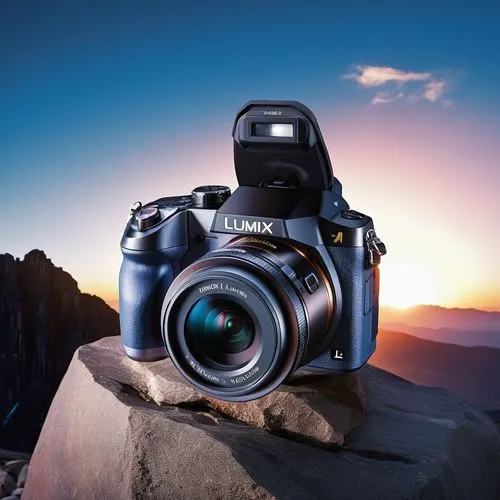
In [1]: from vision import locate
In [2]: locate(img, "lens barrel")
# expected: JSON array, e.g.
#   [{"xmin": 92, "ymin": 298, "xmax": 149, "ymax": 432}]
[{"xmin": 161, "ymin": 236, "xmax": 334, "ymax": 401}]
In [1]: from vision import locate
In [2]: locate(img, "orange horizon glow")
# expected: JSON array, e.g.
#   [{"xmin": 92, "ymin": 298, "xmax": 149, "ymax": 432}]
[
  {"xmin": 90, "ymin": 291, "xmax": 500, "ymax": 314},
  {"xmin": 378, "ymin": 258, "xmax": 439, "ymax": 309}
]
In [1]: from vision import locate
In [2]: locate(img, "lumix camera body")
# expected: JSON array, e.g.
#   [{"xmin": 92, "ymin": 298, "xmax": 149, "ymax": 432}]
[{"xmin": 120, "ymin": 101, "xmax": 386, "ymax": 401}]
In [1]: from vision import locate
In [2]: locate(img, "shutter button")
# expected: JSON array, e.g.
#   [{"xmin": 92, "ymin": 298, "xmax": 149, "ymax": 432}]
[{"xmin": 303, "ymin": 272, "xmax": 320, "ymax": 294}]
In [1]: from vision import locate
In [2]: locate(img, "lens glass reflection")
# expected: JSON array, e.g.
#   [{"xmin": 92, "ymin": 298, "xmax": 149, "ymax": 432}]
[{"xmin": 185, "ymin": 297, "xmax": 255, "ymax": 368}]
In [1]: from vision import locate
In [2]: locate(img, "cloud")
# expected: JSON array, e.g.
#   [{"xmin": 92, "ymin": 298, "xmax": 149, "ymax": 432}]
[
  {"xmin": 345, "ymin": 65, "xmax": 432, "ymax": 87},
  {"xmin": 423, "ymin": 79, "xmax": 447, "ymax": 102},
  {"xmin": 344, "ymin": 65, "xmax": 452, "ymax": 106},
  {"xmin": 371, "ymin": 91, "xmax": 404, "ymax": 105}
]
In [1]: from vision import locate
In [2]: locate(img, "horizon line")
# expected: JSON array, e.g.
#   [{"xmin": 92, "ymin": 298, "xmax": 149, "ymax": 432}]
[{"xmin": 101, "ymin": 298, "xmax": 500, "ymax": 314}]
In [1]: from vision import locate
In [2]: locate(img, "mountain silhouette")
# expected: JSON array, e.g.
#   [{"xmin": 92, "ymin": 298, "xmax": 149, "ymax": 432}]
[
  {"xmin": 380, "ymin": 323, "xmax": 500, "ymax": 349},
  {"xmin": 0, "ymin": 250, "xmax": 119, "ymax": 452},
  {"xmin": 380, "ymin": 305, "xmax": 500, "ymax": 331},
  {"xmin": 371, "ymin": 329, "xmax": 500, "ymax": 412}
]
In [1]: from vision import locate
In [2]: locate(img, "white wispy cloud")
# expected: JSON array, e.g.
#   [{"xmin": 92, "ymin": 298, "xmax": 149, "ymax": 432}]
[
  {"xmin": 371, "ymin": 91, "xmax": 404, "ymax": 105},
  {"xmin": 344, "ymin": 65, "xmax": 453, "ymax": 106},
  {"xmin": 423, "ymin": 79, "xmax": 447, "ymax": 102},
  {"xmin": 345, "ymin": 65, "xmax": 432, "ymax": 87}
]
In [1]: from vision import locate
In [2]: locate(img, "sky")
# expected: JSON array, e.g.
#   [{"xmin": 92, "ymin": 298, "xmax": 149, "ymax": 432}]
[{"xmin": 1, "ymin": 1, "xmax": 499, "ymax": 310}]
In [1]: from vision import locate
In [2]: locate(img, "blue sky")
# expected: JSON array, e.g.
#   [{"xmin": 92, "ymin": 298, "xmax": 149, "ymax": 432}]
[{"xmin": 1, "ymin": 1, "xmax": 499, "ymax": 308}]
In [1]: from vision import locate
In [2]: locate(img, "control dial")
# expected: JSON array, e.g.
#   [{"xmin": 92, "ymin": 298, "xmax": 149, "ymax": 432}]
[
  {"xmin": 192, "ymin": 185, "xmax": 231, "ymax": 209},
  {"xmin": 342, "ymin": 210, "xmax": 365, "ymax": 220},
  {"xmin": 135, "ymin": 205, "xmax": 161, "ymax": 231}
]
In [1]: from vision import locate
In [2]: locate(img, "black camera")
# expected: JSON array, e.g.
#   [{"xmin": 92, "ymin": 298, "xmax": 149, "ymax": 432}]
[{"xmin": 119, "ymin": 101, "xmax": 386, "ymax": 401}]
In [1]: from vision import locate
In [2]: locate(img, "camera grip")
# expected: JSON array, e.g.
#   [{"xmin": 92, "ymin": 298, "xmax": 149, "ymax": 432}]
[
  {"xmin": 328, "ymin": 246, "xmax": 377, "ymax": 367},
  {"xmin": 119, "ymin": 248, "xmax": 179, "ymax": 361}
]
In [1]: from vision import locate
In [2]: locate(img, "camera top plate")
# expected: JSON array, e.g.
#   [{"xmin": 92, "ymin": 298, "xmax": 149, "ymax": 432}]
[{"xmin": 232, "ymin": 100, "xmax": 334, "ymax": 192}]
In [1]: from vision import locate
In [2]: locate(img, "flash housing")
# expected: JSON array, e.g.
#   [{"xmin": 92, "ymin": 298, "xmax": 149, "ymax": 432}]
[{"xmin": 232, "ymin": 100, "xmax": 333, "ymax": 191}]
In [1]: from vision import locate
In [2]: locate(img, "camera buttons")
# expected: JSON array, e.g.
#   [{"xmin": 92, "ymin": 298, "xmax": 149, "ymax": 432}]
[
  {"xmin": 342, "ymin": 210, "xmax": 365, "ymax": 220},
  {"xmin": 303, "ymin": 272, "xmax": 320, "ymax": 294},
  {"xmin": 135, "ymin": 206, "xmax": 161, "ymax": 231}
]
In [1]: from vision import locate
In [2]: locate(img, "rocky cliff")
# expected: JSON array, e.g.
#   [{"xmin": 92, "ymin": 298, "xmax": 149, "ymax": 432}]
[
  {"xmin": 24, "ymin": 337, "xmax": 500, "ymax": 500},
  {"xmin": 0, "ymin": 251, "xmax": 119, "ymax": 451}
]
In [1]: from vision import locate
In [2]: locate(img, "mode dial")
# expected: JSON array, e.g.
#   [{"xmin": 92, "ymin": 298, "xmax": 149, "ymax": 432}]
[
  {"xmin": 135, "ymin": 206, "xmax": 161, "ymax": 231},
  {"xmin": 191, "ymin": 185, "xmax": 231, "ymax": 209}
]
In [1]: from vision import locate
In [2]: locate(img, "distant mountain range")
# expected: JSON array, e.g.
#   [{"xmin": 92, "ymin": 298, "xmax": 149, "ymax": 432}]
[
  {"xmin": 0, "ymin": 250, "xmax": 119, "ymax": 451},
  {"xmin": 377, "ymin": 299, "xmax": 500, "ymax": 417},
  {"xmin": 371, "ymin": 329, "xmax": 500, "ymax": 412},
  {"xmin": 380, "ymin": 305, "xmax": 500, "ymax": 332},
  {"xmin": 380, "ymin": 323, "xmax": 500, "ymax": 349},
  {"xmin": 379, "ymin": 305, "xmax": 500, "ymax": 352}
]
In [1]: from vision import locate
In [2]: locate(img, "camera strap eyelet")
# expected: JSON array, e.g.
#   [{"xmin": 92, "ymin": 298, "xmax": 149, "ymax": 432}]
[
  {"xmin": 128, "ymin": 201, "xmax": 142, "ymax": 222},
  {"xmin": 365, "ymin": 229, "xmax": 387, "ymax": 267}
]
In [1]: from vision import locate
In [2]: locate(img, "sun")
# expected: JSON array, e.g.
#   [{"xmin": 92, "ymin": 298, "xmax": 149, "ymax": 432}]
[{"xmin": 379, "ymin": 259, "xmax": 438, "ymax": 309}]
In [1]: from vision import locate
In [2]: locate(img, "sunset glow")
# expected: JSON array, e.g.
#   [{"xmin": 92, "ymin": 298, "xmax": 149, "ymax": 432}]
[{"xmin": 379, "ymin": 259, "xmax": 439, "ymax": 309}]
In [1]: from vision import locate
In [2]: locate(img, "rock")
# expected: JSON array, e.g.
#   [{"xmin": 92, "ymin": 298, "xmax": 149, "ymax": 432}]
[
  {"xmin": 11, "ymin": 488, "xmax": 24, "ymax": 497},
  {"xmin": 97, "ymin": 338, "xmax": 364, "ymax": 448},
  {"xmin": 24, "ymin": 336, "xmax": 500, "ymax": 500},
  {"xmin": 0, "ymin": 251, "xmax": 120, "ymax": 452},
  {"xmin": 0, "ymin": 471, "xmax": 16, "ymax": 496},
  {"xmin": 2, "ymin": 460, "xmax": 26, "ymax": 479},
  {"xmin": 16, "ymin": 464, "xmax": 28, "ymax": 488}
]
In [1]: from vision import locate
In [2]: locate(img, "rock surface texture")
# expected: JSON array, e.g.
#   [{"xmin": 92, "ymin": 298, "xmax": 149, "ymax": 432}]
[
  {"xmin": 25, "ymin": 337, "xmax": 500, "ymax": 500},
  {"xmin": 0, "ymin": 251, "xmax": 119, "ymax": 451}
]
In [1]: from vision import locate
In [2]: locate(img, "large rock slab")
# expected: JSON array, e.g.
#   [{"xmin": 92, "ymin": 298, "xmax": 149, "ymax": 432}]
[
  {"xmin": 93, "ymin": 338, "xmax": 365, "ymax": 448},
  {"xmin": 24, "ymin": 337, "xmax": 500, "ymax": 500}
]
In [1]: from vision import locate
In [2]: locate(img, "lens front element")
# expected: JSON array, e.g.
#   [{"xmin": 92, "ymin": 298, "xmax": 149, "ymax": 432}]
[{"xmin": 185, "ymin": 297, "xmax": 256, "ymax": 369}]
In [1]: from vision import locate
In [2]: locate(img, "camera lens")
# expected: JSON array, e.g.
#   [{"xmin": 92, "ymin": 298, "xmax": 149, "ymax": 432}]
[
  {"xmin": 161, "ymin": 236, "xmax": 336, "ymax": 402},
  {"xmin": 185, "ymin": 297, "xmax": 255, "ymax": 369}
]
